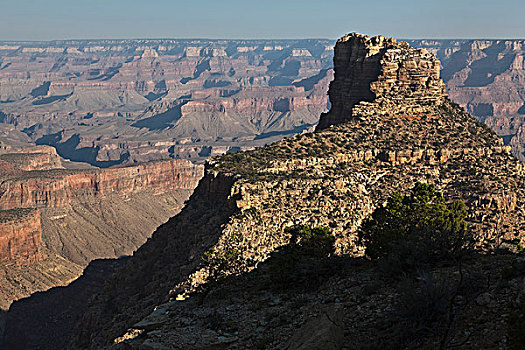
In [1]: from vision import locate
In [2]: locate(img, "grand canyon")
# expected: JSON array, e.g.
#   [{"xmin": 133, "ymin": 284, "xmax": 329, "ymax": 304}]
[
  {"xmin": 1, "ymin": 32, "xmax": 525, "ymax": 350},
  {"xmin": 1, "ymin": 38, "xmax": 525, "ymax": 165}
]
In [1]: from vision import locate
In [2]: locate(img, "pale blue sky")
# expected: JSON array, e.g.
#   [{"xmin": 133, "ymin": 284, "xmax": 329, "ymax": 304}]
[{"xmin": 0, "ymin": 0, "xmax": 523, "ymax": 41}]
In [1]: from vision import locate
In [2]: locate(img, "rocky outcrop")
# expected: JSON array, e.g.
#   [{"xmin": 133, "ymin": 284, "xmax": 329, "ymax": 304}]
[
  {"xmin": 62, "ymin": 34, "xmax": 525, "ymax": 350},
  {"xmin": 409, "ymin": 39, "xmax": 525, "ymax": 161},
  {"xmin": 318, "ymin": 33, "xmax": 446, "ymax": 129}
]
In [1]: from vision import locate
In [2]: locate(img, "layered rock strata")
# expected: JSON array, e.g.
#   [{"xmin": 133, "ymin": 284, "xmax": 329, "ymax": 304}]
[
  {"xmin": 0, "ymin": 145, "xmax": 63, "ymax": 171},
  {"xmin": 0, "ymin": 148, "xmax": 203, "ymax": 310},
  {"xmin": 0, "ymin": 159, "xmax": 201, "ymax": 211},
  {"xmin": 2, "ymin": 38, "xmax": 525, "ymax": 166},
  {"xmin": 0, "ymin": 153, "xmax": 203, "ymax": 264},
  {"xmin": 0, "ymin": 39, "xmax": 332, "ymax": 165},
  {"xmin": 411, "ymin": 39, "xmax": 525, "ymax": 118},
  {"xmin": 0, "ymin": 209, "xmax": 43, "ymax": 263},
  {"xmin": 318, "ymin": 33, "xmax": 446, "ymax": 129},
  {"xmin": 60, "ymin": 34, "xmax": 525, "ymax": 349}
]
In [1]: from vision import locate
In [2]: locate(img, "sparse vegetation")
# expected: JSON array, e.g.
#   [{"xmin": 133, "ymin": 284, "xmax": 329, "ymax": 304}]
[
  {"xmin": 394, "ymin": 272, "xmax": 455, "ymax": 345},
  {"xmin": 284, "ymin": 224, "xmax": 335, "ymax": 258},
  {"xmin": 266, "ymin": 224, "xmax": 337, "ymax": 291},
  {"xmin": 203, "ymin": 232, "xmax": 243, "ymax": 279},
  {"xmin": 359, "ymin": 182, "xmax": 472, "ymax": 272}
]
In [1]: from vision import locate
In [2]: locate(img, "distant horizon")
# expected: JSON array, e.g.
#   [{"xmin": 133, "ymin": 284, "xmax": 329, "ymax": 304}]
[
  {"xmin": 1, "ymin": 0, "xmax": 523, "ymax": 42},
  {"xmin": 1, "ymin": 36, "xmax": 525, "ymax": 44}
]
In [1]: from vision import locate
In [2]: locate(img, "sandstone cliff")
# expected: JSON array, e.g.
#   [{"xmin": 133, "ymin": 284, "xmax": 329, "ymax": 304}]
[
  {"xmin": 0, "ymin": 209, "xmax": 43, "ymax": 263},
  {"xmin": 0, "ymin": 145, "xmax": 63, "ymax": 171},
  {"xmin": 57, "ymin": 34, "xmax": 525, "ymax": 350}
]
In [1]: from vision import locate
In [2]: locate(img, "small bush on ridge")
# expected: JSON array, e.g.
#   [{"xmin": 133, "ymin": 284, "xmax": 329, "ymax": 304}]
[{"xmin": 359, "ymin": 182, "xmax": 471, "ymax": 271}]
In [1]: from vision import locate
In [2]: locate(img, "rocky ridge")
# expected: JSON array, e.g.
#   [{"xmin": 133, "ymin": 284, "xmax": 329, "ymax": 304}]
[{"xmin": 56, "ymin": 33, "xmax": 525, "ymax": 350}]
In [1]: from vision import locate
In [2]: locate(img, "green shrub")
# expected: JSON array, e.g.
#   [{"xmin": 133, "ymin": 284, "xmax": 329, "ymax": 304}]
[
  {"xmin": 359, "ymin": 182, "xmax": 471, "ymax": 270},
  {"xmin": 285, "ymin": 224, "xmax": 335, "ymax": 258}
]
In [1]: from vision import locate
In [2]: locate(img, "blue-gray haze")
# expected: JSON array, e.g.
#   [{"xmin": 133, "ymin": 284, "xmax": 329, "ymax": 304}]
[{"xmin": 0, "ymin": 0, "xmax": 523, "ymax": 41}]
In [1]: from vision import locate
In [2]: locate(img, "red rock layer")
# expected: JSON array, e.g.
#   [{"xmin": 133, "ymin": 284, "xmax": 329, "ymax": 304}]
[
  {"xmin": 0, "ymin": 146, "xmax": 63, "ymax": 171},
  {"xmin": 0, "ymin": 209, "xmax": 43, "ymax": 263},
  {"xmin": 0, "ymin": 159, "xmax": 202, "ymax": 210}
]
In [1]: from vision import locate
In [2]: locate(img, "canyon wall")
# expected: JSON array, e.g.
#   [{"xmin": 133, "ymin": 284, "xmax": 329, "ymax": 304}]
[
  {"xmin": 0, "ymin": 209, "xmax": 43, "ymax": 264},
  {"xmin": 0, "ymin": 159, "xmax": 201, "ymax": 211},
  {"xmin": 2, "ymin": 38, "xmax": 525, "ymax": 164},
  {"xmin": 410, "ymin": 39, "xmax": 525, "ymax": 117},
  {"xmin": 0, "ymin": 147, "xmax": 203, "ymax": 309}
]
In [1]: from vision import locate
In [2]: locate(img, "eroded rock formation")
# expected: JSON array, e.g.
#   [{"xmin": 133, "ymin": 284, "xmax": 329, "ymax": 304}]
[
  {"xmin": 411, "ymin": 39, "xmax": 525, "ymax": 118},
  {"xmin": 2, "ymin": 38, "xmax": 525, "ymax": 165},
  {"xmin": 54, "ymin": 34, "xmax": 525, "ymax": 350},
  {"xmin": 0, "ymin": 39, "xmax": 333, "ymax": 165},
  {"xmin": 318, "ymin": 33, "xmax": 446, "ymax": 129}
]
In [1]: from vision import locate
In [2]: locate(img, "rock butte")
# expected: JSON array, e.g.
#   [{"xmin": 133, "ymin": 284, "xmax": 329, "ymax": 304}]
[
  {"xmin": 11, "ymin": 33, "xmax": 513, "ymax": 349},
  {"xmin": 318, "ymin": 34, "xmax": 446, "ymax": 129}
]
